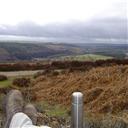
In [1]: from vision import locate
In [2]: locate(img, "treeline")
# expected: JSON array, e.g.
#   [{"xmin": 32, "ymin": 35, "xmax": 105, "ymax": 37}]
[{"xmin": 0, "ymin": 59, "xmax": 128, "ymax": 71}]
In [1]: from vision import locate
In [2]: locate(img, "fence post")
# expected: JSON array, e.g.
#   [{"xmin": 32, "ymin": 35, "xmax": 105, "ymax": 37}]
[{"xmin": 71, "ymin": 92, "xmax": 83, "ymax": 128}]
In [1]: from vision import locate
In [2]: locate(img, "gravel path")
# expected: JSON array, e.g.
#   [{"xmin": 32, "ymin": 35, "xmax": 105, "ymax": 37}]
[{"xmin": 0, "ymin": 70, "xmax": 43, "ymax": 77}]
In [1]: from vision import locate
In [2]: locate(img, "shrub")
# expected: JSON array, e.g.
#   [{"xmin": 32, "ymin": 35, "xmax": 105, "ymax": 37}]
[
  {"xmin": 0, "ymin": 75, "xmax": 7, "ymax": 81},
  {"xmin": 84, "ymin": 114, "xmax": 128, "ymax": 128},
  {"xmin": 34, "ymin": 70, "xmax": 59, "ymax": 78},
  {"xmin": 43, "ymin": 69, "xmax": 52, "ymax": 75},
  {"xmin": 51, "ymin": 71, "xmax": 59, "ymax": 76},
  {"xmin": 33, "ymin": 71, "xmax": 44, "ymax": 78},
  {"xmin": 13, "ymin": 77, "xmax": 31, "ymax": 87}
]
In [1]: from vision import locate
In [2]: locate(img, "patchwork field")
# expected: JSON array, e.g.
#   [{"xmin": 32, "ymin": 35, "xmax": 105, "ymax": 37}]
[{"xmin": 55, "ymin": 54, "xmax": 113, "ymax": 61}]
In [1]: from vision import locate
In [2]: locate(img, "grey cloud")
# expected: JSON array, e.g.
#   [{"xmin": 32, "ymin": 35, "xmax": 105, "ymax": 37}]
[{"xmin": 0, "ymin": 17, "xmax": 127, "ymax": 40}]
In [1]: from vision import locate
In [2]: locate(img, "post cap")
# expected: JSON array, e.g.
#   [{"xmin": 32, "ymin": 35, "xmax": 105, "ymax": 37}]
[{"xmin": 72, "ymin": 92, "xmax": 83, "ymax": 104}]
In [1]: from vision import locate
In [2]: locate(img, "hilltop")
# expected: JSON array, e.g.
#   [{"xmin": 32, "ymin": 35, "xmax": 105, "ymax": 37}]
[
  {"xmin": 30, "ymin": 64, "xmax": 128, "ymax": 123},
  {"xmin": 0, "ymin": 60, "xmax": 128, "ymax": 127}
]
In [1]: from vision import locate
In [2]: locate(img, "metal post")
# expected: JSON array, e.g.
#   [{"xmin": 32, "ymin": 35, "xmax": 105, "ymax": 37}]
[{"xmin": 71, "ymin": 92, "xmax": 83, "ymax": 128}]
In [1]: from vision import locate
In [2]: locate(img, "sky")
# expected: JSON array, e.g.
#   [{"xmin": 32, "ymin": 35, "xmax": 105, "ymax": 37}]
[
  {"xmin": 0, "ymin": 0, "xmax": 126, "ymax": 25},
  {"xmin": 0, "ymin": 0, "xmax": 127, "ymax": 43}
]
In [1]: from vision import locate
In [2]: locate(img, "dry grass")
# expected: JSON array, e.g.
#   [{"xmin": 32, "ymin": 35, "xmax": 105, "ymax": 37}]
[
  {"xmin": 0, "ymin": 64, "xmax": 128, "ymax": 127},
  {"xmin": 30, "ymin": 65, "xmax": 128, "ymax": 121}
]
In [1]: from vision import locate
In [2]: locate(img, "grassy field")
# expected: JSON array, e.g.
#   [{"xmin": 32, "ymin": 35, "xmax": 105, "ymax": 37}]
[
  {"xmin": 0, "ymin": 72, "xmax": 69, "ymax": 128},
  {"xmin": 0, "ymin": 77, "xmax": 14, "ymax": 88},
  {"xmin": 0, "ymin": 70, "xmax": 38, "ymax": 88},
  {"xmin": 35, "ymin": 101, "xmax": 68, "ymax": 117},
  {"xmin": 59, "ymin": 54, "xmax": 113, "ymax": 61}
]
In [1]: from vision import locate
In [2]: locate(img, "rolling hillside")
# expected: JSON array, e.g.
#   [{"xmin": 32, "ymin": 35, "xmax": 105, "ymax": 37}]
[
  {"xmin": 32, "ymin": 65, "xmax": 128, "ymax": 114},
  {"xmin": 0, "ymin": 42, "xmax": 84, "ymax": 62},
  {"xmin": 29, "ymin": 64, "xmax": 128, "ymax": 127},
  {"xmin": 0, "ymin": 42, "xmax": 127, "ymax": 62}
]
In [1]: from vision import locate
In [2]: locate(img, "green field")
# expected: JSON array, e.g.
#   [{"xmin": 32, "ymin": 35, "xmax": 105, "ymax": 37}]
[
  {"xmin": 35, "ymin": 101, "xmax": 68, "ymax": 117},
  {"xmin": 59, "ymin": 54, "xmax": 113, "ymax": 61},
  {"xmin": 0, "ymin": 77, "xmax": 14, "ymax": 88},
  {"xmin": 0, "ymin": 72, "xmax": 35, "ymax": 89}
]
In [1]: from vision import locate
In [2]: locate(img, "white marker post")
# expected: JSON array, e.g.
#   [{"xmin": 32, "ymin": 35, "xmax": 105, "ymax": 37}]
[{"xmin": 71, "ymin": 92, "xmax": 83, "ymax": 128}]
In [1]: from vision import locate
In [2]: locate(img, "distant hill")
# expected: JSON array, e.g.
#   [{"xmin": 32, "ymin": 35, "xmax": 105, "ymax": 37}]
[
  {"xmin": 0, "ymin": 42, "xmax": 84, "ymax": 62},
  {"xmin": 0, "ymin": 42, "xmax": 127, "ymax": 62}
]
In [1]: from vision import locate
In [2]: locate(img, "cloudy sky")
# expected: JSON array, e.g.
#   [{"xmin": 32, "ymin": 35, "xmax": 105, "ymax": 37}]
[{"xmin": 0, "ymin": 0, "xmax": 127, "ymax": 43}]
